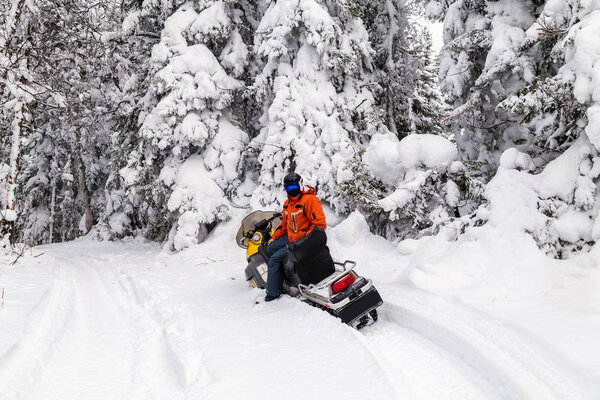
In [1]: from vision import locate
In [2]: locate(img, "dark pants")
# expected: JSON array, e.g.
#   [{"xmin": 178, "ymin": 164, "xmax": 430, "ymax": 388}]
[{"xmin": 266, "ymin": 235, "xmax": 289, "ymax": 297}]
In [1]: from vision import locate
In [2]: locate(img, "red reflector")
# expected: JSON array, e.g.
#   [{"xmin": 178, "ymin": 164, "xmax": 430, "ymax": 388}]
[{"xmin": 332, "ymin": 274, "xmax": 355, "ymax": 294}]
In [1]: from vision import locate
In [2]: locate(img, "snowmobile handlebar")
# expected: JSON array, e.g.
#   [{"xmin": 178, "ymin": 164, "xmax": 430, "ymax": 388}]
[{"xmin": 244, "ymin": 213, "xmax": 282, "ymax": 239}]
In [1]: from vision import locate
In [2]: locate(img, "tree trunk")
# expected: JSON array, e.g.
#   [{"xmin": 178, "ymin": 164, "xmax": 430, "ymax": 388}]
[
  {"xmin": 0, "ymin": 0, "xmax": 29, "ymax": 245},
  {"xmin": 8, "ymin": 103, "xmax": 24, "ymax": 211},
  {"xmin": 4, "ymin": 102, "xmax": 25, "ymax": 244},
  {"xmin": 77, "ymin": 157, "xmax": 94, "ymax": 234},
  {"xmin": 386, "ymin": 87, "xmax": 398, "ymax": 135},
  {"xmin": 49, "ymin": 174, "xmax": 56, "ymax": 243}
]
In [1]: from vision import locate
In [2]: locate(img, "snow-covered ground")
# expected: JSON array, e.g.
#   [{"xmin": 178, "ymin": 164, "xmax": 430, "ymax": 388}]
[{"xmin": 1, "ymin": 208, "xmax": 599, "ymax": 400}]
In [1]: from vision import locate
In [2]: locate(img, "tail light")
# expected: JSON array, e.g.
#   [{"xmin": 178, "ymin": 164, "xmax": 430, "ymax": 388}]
[{"xmin": 332, "ymin": 273, "xmax": 356, "ymax": 294}]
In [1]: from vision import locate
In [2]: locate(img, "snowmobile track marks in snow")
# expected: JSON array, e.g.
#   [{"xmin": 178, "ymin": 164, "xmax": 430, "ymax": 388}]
[
  {"xmin": 0, "ymin": 249, "xmax": 212, "ymax": 400},
  {"xmin": 0, "ymin": 264, "xmax": 76, "ymax": 399},
  {"xmin": 382, "ymin": 288, "xmax": 598, "ymax": 400},
  {"xmin": 361, "ymin": 311, "xmax": 495, "ymax": 400},
  {"xmin": 90, "ymin": 255, "xmax": 212, "ymax": 397}
]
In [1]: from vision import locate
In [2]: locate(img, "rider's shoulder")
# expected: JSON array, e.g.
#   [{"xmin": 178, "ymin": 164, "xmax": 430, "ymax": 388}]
[{"xmin": 302, "ymin": 185, "xmax": 317, "ymax": 196}]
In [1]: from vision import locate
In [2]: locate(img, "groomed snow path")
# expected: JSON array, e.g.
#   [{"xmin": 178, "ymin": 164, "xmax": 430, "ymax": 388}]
[{"xmin": 0, "ymin": 232, "xmax": 597, "ymax": 399}]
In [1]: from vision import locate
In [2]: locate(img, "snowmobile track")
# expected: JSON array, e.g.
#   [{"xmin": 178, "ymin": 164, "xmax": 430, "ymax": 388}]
[
  {"xmin": 381, "ymin": 287, "xmax": 597, "ymax": 400},
  {"xmin": 89, "ymin": 255, "xmax": 212, "ymax": 396},
  {"xmin": 361, "ymin": 312, "xmax": 496, "ymax": 400},
  {"xmin": 0, "ymin": 264, "xmax": 76, "ymax": 399},
  {"xmin": 0, "ymin": 252, "xmax": 212, "ymax": 400}
]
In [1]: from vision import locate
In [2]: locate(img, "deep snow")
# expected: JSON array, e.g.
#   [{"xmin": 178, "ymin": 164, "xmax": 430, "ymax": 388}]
[{"xmin": 1, "ymin": 208, "xmax": 599, "ymax": 400}]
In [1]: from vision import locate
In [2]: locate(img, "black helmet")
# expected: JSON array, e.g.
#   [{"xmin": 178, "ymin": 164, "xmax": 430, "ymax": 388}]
[
  {"xmin": 283, "ymin": 172, "xmax": 302, "ymax": 186},
  {"xmin": 283, "ymin": 172, "xmax": 302, "ymax": 197}
]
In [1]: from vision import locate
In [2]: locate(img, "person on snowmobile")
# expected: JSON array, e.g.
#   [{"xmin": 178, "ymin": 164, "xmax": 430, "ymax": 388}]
[{"xmin": 264, "ymin": 172, "xmax": 327, "ymax": 302}]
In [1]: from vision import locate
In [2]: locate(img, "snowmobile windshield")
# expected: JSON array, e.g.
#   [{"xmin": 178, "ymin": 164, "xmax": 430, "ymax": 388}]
[{"xmin": 236, "ymin": 211, "xmax": 281, "ymax": 249}]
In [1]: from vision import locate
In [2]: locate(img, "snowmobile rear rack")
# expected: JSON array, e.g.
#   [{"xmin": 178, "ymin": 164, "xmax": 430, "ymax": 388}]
[{"xmin": 297, "ymin": 260, "xmax": 356, "ymax": 297}]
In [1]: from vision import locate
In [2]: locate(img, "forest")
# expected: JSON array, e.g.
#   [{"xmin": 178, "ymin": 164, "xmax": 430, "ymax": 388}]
[{"xmin": 1, "ymin": 0, "xmax": 599, "ymax": 258}]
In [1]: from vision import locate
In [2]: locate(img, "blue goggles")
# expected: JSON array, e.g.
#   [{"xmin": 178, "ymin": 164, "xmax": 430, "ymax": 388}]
[{"xmin": 284, "ymin": 182, "xmax": 300, "ymax": 193}]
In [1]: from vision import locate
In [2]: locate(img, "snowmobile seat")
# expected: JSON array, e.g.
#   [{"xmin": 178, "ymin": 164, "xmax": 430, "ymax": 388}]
[
  {"xmin": 287, "ymin": 227, "xmax": 327, "ymax": 264},
  {"xmin": 294, "ymin": 246, "xmax": 335, "ymax": 284},
  {"xmin": 285, "ymin": 228, "xmax": 335, "ymax": 285}
]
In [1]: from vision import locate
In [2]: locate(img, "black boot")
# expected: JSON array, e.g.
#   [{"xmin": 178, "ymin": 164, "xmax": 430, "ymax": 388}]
[{"xmin": 264, "ymin": 294, "xmax": 280, "ymax": 302}]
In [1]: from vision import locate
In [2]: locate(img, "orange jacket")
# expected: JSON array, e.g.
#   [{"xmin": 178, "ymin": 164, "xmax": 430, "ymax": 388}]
[{"xmin": 271, "ymin": 186, "xmax": 327, "ymax": 243}]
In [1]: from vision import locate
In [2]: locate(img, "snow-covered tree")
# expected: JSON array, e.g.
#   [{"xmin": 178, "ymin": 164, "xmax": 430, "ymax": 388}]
[
  {"xmin": 496, "ymin": 1, "xmax": 600, "ymax": 257},
  {"xmin": 0, "ymin": 0, "xmax": 85, "ymax": 243},
  {"xmin": 423, "ymin": 0, "xmax": 547, "ymax": 176},
  {"xmin": 0, "ymin": 0, "xmax": 38, "ymax": 242},
  {"xmin": 364, "ymin": 131, "xmax": 484, "ymax": 239},
  {"xmin": 4, "ymin": 0, "xmax": 119, "ymax": 245},
  {"xmin": 249, "ymin": 0, "xmax": 383, "ymax": 213},
  {"xmin": 113, "ymin": 1, "xmax": 252, "ymax": 249},
  {"xmin": 408, "ymin": 24, "xmax": 449, "ymax": 135},
  {"xmin": 425, "ymin": 0, "xmax": 600, "ymax": 255},
  {"xmin": 350, "ymin": 0, "xmax": 417, "ymax": 137}
]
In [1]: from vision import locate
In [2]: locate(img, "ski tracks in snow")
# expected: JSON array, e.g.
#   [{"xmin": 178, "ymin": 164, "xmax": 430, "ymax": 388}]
[
  {"xmin": 362, "ymin": 285, "xmax": 599, "ymax": 400},
  {"xmin": 0, "ymin": 248, "xmax": 210, "ymax": 400}
]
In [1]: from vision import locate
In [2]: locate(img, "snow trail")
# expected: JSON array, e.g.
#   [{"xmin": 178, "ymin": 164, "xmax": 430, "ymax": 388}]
[
  {"xmin": 0, "ymin": 244, "xmax": 209, "ymax": 400},
  {"xmin": 378, "ymin": 286, "xmax": 599, "ymax": 400},
  {"xmin": 1, "ymin": 238, "xmax": 597, "ymax": 400},
  {"xmin": 0, "ymin": 264, "xmax": 75, "ymax": 399},
  {"xmin": 361, "ymin": 314, "xmax": 495, "ymax": 400}
]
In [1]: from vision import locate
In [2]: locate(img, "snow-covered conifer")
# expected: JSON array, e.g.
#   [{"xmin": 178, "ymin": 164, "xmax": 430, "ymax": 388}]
[
  {"xmin": 249, "ymin": 0, "xmax": 382, "ymax": 213},
  {"xmin": 115, "ymin": 1, "xmax": 251, "ymax": 249},
  {"xmin": 426, "ymin": 0, "xmax": 600, "ymax": 255},
  {"xmin": 364, "ymin": 131, "xmax": 482, "ymax": 238},
  {"xmin": 424, "ymin": 0, "xmax": 546, "ymax": 176},
  {"xmin": 408, "ymin": 24, "xmax": 449, "ymax": 135},
  {"xmin": 352, "ymin": 0, "xmax": 418, "ymax": 137},
  {"xmin": 496, "ymin": 1, "xmax": 600, "ymax": 257},
  {"xmin": 7, "ymin": 0, "xmax": 118, "ymax": 245}
]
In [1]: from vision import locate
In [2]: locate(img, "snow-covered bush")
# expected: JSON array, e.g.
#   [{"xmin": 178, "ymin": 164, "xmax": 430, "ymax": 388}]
[
  {"xmin": 488, "ymin": 138, "xmax": 600, "ymax": 258},
  {"xmin": 365, "ymin": 133, "xmax": 483, "ymax": 238}
]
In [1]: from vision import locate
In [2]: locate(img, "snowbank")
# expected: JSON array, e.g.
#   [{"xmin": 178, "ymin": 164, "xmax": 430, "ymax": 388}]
[
  {"xmin": 384, "ymin": 139, "xmax": 600, "ymax": 384},
  {"xmin": 167, "ymin": 156, "xmax": 229, "ymax": 250}
]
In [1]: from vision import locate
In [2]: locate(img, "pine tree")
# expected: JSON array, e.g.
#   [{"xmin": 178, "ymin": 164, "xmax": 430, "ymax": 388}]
[
  {"xmin": 113, "ymin": 1, "xmax": 252, "ymax": 249},
  {"xmin": 408, "ymin": 24, "xmax": 449, "ymax": 135},
  {"xmin": 249, "ymin": 0, "xmax": 383, "ymax": 213},
  {"xmin": 6, "ymin": 0, "xmax": 119, "ymax": 245}
]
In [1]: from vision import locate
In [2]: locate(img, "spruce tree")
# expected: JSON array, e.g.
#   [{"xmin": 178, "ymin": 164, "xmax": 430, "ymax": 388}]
[
  {"xmin": 114, "ymin": 1, "xmax": 252, "ymax": 249},
  {"xmin": 408, "ymin": 24, "xmax": 449, "ymax": 135},
  {"xmin": 249, "ymin": 0, "xmax": 384, "ymax": 214}
]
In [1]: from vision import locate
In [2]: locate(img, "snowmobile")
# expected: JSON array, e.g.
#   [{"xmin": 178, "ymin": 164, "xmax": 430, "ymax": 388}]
[{"xmin": 236, "ymin": 211, "xmax": 383, "ymax": 329}]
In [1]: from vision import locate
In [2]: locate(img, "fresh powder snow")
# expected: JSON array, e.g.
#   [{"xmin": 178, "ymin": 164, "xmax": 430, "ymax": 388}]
[{"xmin": 1, "ymin": 203, "xmax": 599, "ymax": 399}]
